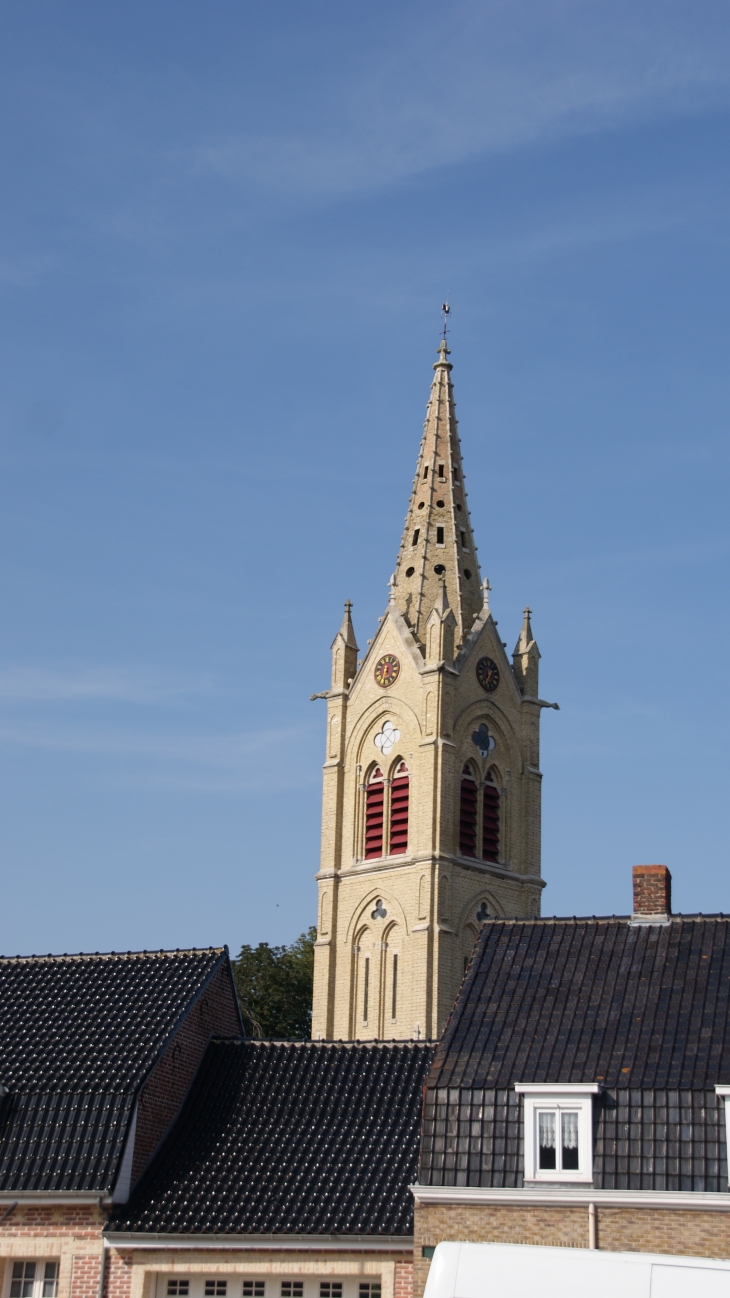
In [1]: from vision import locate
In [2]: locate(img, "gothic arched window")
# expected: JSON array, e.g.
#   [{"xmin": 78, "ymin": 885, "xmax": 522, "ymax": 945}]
[
  {"xmin": 365, "ymin": 767, "xmax": 385, "ymax": 860},
  {"xmin": 482, "ymin": 770, "xmax": 500, "ymax": 863},
  {"xmin": 459, "ymin": 764, "xmax": 478, "ymax": 857},
  {"xmin": 389, "ymin": 761, "xmax": 409, "ymax": 856}
]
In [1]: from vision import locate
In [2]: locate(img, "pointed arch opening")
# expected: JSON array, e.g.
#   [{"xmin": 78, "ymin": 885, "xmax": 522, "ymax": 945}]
[
  {"xmin": 483, "ymin": 766, "xmax": 500, "ymax": 863},
  {"xmin": 365, "ymin": 766, "xmax": 385, "ymax": 860},
  {"xmin": 389, "ymin": 760, "xmax": 409, "ymax": 856},
  {"xmin": 459, "ymin": 763, "xmax": 478, "ymax": 858}
]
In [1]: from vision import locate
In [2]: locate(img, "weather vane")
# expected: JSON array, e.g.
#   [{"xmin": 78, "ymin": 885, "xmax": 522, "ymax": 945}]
[{"xmin": 441, "ymin": 301, "xmax": 451, "ymax": 341}]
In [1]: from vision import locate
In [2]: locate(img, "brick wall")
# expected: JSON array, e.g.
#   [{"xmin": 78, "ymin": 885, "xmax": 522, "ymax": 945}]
[
  {"xmin": 131, "ymin": 960, "xmax": 242, "ymax": 1183},
  {"xmin": 106, "ymin": 1250, "xmax": 134, "ymax": 1298},
  {"xmin": 414, "ymin": 1201, "xmax": 730, "ymax": 1297},
  {"xmin": 0, "ymin": 1205, "xmax": 104, "ymax": 1298},
  {"xmin": 394, "ymin": 1261, "xmax": 413, "ymax": 1298},
  {"xmin": 632, "ymin": 865, "xmax": 671, "ymax": 916}
]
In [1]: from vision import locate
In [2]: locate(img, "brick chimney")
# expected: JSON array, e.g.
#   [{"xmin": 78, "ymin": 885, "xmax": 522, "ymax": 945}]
[{"xmin": 632, "ymin": 865, "xmax": 672, "ymax": 921}]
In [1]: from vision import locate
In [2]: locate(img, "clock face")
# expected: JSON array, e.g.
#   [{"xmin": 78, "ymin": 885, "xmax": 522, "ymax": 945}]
[
  {"xmin": 476, "ymin": 656, "xmax": 500, "ymax": 693},
  {"xmin": 374, "ymin": 653, "xmax": 400, "ymax": 688}
]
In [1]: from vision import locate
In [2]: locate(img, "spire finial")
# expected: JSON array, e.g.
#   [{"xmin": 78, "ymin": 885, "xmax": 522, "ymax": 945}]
[
  {"xmin": 441, "ymin": 301, "xmax": 451, "ymax": 341},
  {"xmin": 434, "ymin": 337, "xmax": 452, "ymax": 370},
  {"xmin": 482, "ymin": 577, "xmax": 492, "ymax": 611}
]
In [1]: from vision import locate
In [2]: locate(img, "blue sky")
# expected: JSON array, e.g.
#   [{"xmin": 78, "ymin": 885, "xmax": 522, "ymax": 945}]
[{"xmin": 1, "ymin": 0, "xmax": 729, "ymax": 956}]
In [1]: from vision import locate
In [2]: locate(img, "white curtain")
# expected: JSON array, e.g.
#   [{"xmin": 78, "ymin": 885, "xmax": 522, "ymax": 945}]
[
  {"xmin": 538, "ymin": 1111, "xmax": 556, "ymax": 1149},
  {"xmin": 561, "ymin": 1111, "xmax": 579, "ymax": 1150}
]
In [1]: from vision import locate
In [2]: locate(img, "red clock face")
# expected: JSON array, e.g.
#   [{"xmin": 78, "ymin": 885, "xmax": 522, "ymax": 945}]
[
  {"xmin": 374, "ymin": 654, "xmax": 400, "ymax": 688},
  {"xmin": 476, "ymin": 656, "xmax": 500, "ymax": 693}
]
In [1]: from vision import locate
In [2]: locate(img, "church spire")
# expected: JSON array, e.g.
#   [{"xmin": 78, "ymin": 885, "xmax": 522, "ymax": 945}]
[{"xmin": 391, "ymin": 341, "xmax": 483, "ymax": 648}]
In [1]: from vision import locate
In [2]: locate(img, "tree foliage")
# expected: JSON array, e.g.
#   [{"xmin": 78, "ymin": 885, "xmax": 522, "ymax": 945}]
[{"xmin": 232, "ymin": 927, "xmax": 316, "ymax": 1039}]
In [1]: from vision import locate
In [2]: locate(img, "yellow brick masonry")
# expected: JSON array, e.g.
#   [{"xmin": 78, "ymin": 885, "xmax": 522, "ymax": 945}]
[
  {"xmin": 312, "ymin": 343, "xmax": 548, "ymax": 1042},
  {"xmin": 104, "ymin": 1249, "xmax": 405, "ymax": 1298},
  {"xmin": 0, "ymin": 1211, "xmax": 411, "ymax": 1298},
  {"xmin": 413, "ymin": 1203, "xmax": 730, "ymax": 1298},
  {"xmin": 0, "ymin": 1205, "xmax": 107, "ymax": 1298}
]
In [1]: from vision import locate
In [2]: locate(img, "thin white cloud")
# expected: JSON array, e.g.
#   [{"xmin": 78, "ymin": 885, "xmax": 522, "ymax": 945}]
[
  {"xmin": 192, "ymin": 0, "xmax": 730, "ymax": 200},
  {"xmin": 0, "ymin": 666, "xmax": 207, "ymax": 705},
  {"xmin": 0, "ymin": 720, "xmax": 317, "ymax": 791}
]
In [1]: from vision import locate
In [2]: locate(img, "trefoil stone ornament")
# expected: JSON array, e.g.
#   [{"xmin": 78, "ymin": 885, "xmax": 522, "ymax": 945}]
[
  {"xmin": 472, "ymin": 722, "xmax": 496, "ymax": 759},
  {"xmin": 371, "ymin": 899, "xmax": 387, "ymax": 920},
  {"xmin": 374, "ymin": 720, "xmax": 400, "ymax": 756}
]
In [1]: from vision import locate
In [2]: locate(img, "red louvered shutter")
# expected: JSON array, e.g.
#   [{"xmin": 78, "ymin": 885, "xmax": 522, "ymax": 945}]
[
  {"xmin": 364, "ymin": 769, "xmax": 385, "ymax": 859},
  {"xmin": 459, "ymin": 766, "xmax": 478, "ymax": 857},
  {"xmin": 482, "ymin": 781, "xmax": 500, "ymax": 862},
  {"xmin": 389, "ymin": 762, "xmax": 409, "ymax": 855}
]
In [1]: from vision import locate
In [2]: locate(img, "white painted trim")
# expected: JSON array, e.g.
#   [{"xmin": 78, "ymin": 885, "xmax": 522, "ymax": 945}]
[
  {"xmin": 514, "ymin": 1084, "xmax": 601, "ymax": 1095},
  {"xmin": 715, "ymin": 1087, "xmax": 730, "ymax": 1187},
  {"xmin": 411, "ymin": 1185, "xmax": 730, "ymax": 1211},
  {"xmin": 110, "ymin": 1102, "xmax": 138, "ymax": 1205},
  {"xmin": 103, "ymin": 1236, "xmax": 413, "ymax": 1253}
]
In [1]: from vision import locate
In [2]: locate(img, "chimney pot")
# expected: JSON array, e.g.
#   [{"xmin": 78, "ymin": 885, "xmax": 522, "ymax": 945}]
[{"xmin": 632, "ymin": 864, "xmax": 672, "ymax": 922}]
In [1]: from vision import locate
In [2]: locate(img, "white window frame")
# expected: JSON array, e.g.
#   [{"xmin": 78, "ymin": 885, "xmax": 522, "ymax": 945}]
[
  {"xmin": 715, "ymin": 1086, "xmax": 730, "ymax": 1185},
  {"xmin": 5, "ymin": 1262, "xmax": 59, "ymax": 1298},
  {"xmin": 515, "ymin": 1083, "xmax": 600, "ymax": 1184}
]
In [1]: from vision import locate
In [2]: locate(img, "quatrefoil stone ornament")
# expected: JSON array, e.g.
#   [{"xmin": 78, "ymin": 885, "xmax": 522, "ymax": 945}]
[
  {"xmin": 374, "ymin": 720, "xmax": 400, "ymax": 756},
  {"xmin": 472, "ymin": 722, "xmax": 496, "ymax": 759}
]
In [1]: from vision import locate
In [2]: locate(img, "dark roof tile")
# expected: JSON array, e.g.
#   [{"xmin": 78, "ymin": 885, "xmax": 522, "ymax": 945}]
[
  {"xmin": 0, "ymin": 947, "xmax": 228, "ymax": 1191},
  {"xmin": 111, "ymin": 1039, "xmax": 434, "ymax": 1236},
  {"xmin": 428, "ymin": 917, "xmax": 730, "ymax": 1090}
]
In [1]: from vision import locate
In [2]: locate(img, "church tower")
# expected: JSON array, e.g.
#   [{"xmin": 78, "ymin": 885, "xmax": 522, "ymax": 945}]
[{"xmin": 311, "ymin": 340, "xmax": 553, "ymax": 1041}]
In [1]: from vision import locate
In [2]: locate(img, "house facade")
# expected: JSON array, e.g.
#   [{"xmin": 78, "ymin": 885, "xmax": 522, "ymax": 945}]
[
  {"xmin": 412, "ymin": 866, "xmax": 730, "ymax": 1293},
  {"xmin": 0, "ymin": 949, "xmax": 242, "ymax": 1298}
]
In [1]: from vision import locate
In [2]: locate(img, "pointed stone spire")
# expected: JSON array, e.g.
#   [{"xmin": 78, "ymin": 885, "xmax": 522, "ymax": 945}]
[
  {"xmin": 391, "ymin": 341, "xmax": 482, "ymax": 650},
  {"xmin": 515, "ymin": 606, "xmax": 534, "ymax": 654},
  {"xmin": 512, "ymin": 606, "xmax": 540, "ymax": 697},
  {"xmin": 330, "ymin": 600, "xmax": 358, "ymax": 689}
]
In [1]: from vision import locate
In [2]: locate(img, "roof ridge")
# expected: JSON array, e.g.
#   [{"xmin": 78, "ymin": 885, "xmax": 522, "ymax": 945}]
[
  {"xmin": 0, "ymin": 947, "xmax": 226, "ymax": 964},
  {"xmin": 473, "ymin": 914, "xmax": 730, "ymax": 926},
  {"xmin": 208, "ymin": 1037, "xmax": 437, "ymax": 1048}
]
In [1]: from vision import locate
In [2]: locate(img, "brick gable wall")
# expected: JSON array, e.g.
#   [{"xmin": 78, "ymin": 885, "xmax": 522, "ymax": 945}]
[{"xmin": 131, "ymin": 960, "xmax": 242, "ymax": 1185}]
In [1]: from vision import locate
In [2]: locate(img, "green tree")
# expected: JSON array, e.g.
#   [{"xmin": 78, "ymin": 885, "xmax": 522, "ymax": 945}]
[{"xmin": 232, "ymin": 927, "xmax": 316, "ymax": 1039}]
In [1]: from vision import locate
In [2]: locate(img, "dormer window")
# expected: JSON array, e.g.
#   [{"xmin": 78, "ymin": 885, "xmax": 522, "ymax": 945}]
[{"xmin": 516, "ymin": 1083, "xmax": 599, "ymax": 1183}]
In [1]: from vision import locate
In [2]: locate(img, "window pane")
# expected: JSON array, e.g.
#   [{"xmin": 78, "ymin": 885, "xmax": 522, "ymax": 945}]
[
  {"xmin": 561, "ymin": 1111, "xmax": 580, "ymax": 1170},
  {"xmin": 42, "ymin": 1264, "xmax": 59, "ymax": 1298},
  {"xmin": 538, "ymin": 1112, "xmax": 556, "ymax": 1169}
]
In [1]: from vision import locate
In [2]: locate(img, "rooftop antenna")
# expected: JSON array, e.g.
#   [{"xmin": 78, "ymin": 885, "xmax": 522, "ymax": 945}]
[{"xmin": 441, "ymin": 301, "xmax": 451, "ymax": 342}]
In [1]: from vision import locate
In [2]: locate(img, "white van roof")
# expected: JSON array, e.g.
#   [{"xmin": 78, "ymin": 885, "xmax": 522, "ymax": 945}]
[{"xmin": 423, "ymin": 1241, "xmax": 730, "ymax": 1298}]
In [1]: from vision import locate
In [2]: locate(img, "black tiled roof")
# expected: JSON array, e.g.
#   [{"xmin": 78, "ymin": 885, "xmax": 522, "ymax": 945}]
[
  {"xmin": 110, "ymin": 1039, "xmax": 435, "ymax": 1236},
  {"xmin": 419, "ymin": 917, "xmax": 730, "ymax": 1191},
  {"xmin": 0, "ymin": 948, "xmax": 228, "ymax": 1192},
  {"xmin": 428, "ymin": 917, "xmax": 730, "ymax": 1091}
]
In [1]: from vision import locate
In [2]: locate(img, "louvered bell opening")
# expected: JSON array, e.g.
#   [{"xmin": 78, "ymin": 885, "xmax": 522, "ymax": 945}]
[
  {"xmin": 482, "ymin": 782, "xmax": 500, "ymax": 863},
  {"xmin": 389, "ymin": 767, "xmax": 409, "ymax": 856},
  {"xmin": 365, "ymin": 773, "xmax": 385, "ymax": 859},
  {"xmin": 459, "ymin": 770, "xmax": 478, "ymax": 857}
]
